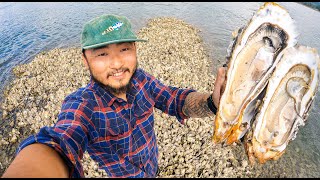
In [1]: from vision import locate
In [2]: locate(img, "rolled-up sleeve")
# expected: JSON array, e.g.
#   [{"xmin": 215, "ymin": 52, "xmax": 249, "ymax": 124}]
[
  {"xmin": 16, "ymin": 96, "xmax": 94, "ymax": 178},
  {"xmin": 146, "ymin": 73, "xmax": 195, "ymax": 124}
]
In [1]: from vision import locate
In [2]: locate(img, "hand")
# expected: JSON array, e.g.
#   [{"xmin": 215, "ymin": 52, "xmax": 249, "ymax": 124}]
[{"xmin": 212, "ymin": 66, "xmax": 227, "ymax": 107}]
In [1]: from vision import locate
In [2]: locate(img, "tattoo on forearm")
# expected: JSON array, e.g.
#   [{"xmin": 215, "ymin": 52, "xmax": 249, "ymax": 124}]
[{"xmin": 182, "ymin": 92, "xmax": 215, "ymax": 118}]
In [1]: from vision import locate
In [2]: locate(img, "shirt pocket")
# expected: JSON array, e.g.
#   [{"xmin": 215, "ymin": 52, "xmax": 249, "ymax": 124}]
[
  {"xmin": 134, "ymin": 96, "xmax": 155, "ymax": 117},
  {"xmin": 106, "ymin": 115, "xmax": 130, "ymax": 137}
]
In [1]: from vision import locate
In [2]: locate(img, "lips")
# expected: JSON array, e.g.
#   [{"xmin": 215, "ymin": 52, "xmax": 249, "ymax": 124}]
[
  {"xmin": 113, "ymin": 71, "xmax": 124, "ymax": 77},
  {"xmin": 108, "ymin": 68, "xmax": 129, "ymax": 79}
]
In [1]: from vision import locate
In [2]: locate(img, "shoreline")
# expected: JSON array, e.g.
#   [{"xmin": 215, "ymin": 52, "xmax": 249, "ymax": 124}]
[{"xmin": 0, "ymin": 17, "xmax": 317, "ymax": 178}]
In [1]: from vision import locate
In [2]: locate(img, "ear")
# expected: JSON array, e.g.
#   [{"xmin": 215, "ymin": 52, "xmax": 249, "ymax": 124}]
[{"xmin": 82, "ymin": 52, "xmax": 89, "ymax": 69}]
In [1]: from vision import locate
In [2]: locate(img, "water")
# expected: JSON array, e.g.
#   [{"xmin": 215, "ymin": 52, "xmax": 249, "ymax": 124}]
[{"xmin": 0, "ymin": 2, "xmax": 319, "ymax": 177}]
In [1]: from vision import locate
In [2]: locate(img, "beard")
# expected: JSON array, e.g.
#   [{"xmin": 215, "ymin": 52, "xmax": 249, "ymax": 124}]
[
  {"xmin": 88, "ymin": 62, "xmax": 138, "ymax": 96},
  {"xmin": 92, "ymin": 75, "xmax": 131, "ymax": 95}
]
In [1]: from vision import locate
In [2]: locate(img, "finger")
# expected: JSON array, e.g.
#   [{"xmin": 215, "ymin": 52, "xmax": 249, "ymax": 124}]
[
  {"xmin": 214, "ymin": 67, "xmax": 225, "ymax": 93},
  {"xmin": 220, "ymin": 67, "xmax": 227, "ymax": 95},
  {"xmin": 217, "ymin": 67, "xmax": 226, "ymax": 85}
]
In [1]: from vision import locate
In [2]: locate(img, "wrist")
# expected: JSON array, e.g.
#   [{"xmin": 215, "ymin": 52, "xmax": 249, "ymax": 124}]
[{"xmin": 207, "ymin": 95, "xmax": 217, "ymax": 115}]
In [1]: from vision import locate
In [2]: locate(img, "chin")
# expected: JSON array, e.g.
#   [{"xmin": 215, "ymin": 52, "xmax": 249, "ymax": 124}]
[{"xmin": 107, "ymin": 77, "xmax": 130, "ymax": 88}]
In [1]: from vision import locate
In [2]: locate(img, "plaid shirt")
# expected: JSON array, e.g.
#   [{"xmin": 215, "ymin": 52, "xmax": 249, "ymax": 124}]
[{"xmin": 17, "ymin": 68, "xmax": 195, "ymax": 178}]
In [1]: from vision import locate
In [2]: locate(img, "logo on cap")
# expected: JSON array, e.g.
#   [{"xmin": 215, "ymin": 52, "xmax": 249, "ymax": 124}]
[{"xmin": 102, "ymin": 21, "xmax": 124, "ymax": 35}]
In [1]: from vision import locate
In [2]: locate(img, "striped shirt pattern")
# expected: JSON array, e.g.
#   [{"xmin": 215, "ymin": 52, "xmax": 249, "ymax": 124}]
[{"xmin": 17, "ymin": 68, "xmax": 195, "ymax": 178}]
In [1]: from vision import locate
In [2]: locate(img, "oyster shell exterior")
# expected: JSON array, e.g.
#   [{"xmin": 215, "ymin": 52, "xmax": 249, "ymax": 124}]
[
  {"xmin": 244, "ymin": 45, "xmax": 320, "ymax": 164},
  {"xmin": 213, "ymin": 2, "xmax": 299, "ymax": 145}
]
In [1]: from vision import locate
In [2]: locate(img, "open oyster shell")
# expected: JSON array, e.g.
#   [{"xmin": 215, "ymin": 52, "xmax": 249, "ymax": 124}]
[
  {"xmin": 213, "ymin": 2, "xmax": 299, "ymax": 145},
  {"xmin": 244, "ymin": 45, "xmax": 320, "ymax": 164}
]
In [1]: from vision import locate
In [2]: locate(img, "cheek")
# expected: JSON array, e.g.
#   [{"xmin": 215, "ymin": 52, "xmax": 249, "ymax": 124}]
[
  {"xmin": 127, "ymin": 55, "xmax": 137, "ymax": 69},
  {"xmin": 90, "ymin": 61, "xmax": 108, "ymax": 74}
]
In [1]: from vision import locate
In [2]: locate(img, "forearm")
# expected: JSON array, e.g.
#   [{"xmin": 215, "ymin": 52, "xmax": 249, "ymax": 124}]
[
  {"xmin": 2, "ymin": 143, "xmax": 69, "ymax": 178},
  {"xmin": 182, "ymin": 92, "xmax": 215, "ymax": 118}
]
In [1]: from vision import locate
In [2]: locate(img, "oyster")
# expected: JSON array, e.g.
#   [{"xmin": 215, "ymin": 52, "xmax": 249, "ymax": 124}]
[
  {"xmin": 213, "ymin": 2, "xmax": 299, "ymax": 145},
  {"xmin": 244, "ymin": 45, "xmax": 320, "ymax": 164}
]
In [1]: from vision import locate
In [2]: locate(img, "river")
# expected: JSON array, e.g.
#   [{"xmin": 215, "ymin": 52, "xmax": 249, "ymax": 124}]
[{"xmin": 0, "ymin": 2, "xmax": 319, "ymax": 177}]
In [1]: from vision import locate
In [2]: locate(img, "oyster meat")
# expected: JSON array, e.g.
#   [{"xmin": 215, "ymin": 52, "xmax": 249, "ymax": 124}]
[
  {"xmin": 213, "ymin": 2, "xmax": 299, "ymax": 145},
  {"xmin": 244, "ymin": 45, "xmax": 320, "ymax": 164}
]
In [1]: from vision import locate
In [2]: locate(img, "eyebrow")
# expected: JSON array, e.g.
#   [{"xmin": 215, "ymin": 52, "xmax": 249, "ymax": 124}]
[
  {"xmin": 92, "ymin": 42, "xmax": 132, "ymax": 52},
  {"xmin": 92, "ymin": 45, "xmax": 109, "ymax": 52}
]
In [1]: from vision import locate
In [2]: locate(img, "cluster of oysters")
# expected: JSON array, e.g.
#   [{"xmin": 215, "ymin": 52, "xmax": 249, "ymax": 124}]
[{"xmin": 212, "ymin": 2, "xmax": 320, "ymax": 164}]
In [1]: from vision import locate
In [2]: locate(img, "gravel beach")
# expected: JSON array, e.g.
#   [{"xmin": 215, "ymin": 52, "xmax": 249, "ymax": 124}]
[{"xmin": 0, "ymin": 17, "xmax": 317, "ymax": 178}]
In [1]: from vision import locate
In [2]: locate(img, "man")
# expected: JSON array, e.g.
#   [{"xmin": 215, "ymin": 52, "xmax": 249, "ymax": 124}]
[{"xmin": 2, "ymin": 14, "xmax": 226, "ymax": 178}]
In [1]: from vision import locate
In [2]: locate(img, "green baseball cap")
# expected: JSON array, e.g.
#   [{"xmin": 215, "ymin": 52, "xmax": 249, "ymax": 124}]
[{"xmin": 81, "ymin": 14, "xmax": 147, "ymax": 50}]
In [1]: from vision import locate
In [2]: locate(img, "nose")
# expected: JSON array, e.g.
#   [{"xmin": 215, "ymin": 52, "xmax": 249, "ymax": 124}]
[{"xmin": 109, "ymin": 54, "xmax": 124, "ymax": 69}]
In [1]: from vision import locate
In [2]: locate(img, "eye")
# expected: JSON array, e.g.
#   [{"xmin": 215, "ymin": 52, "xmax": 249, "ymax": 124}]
[
  {"xmin": 97, "ymin": 52, "xmax": 108, "ymax": 57},
  {"xmin": 121, "ymin": 48, "xmax": 130, "ymax": 52}
]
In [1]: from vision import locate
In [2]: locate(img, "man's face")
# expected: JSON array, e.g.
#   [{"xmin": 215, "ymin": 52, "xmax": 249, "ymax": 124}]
[{"xmin": 82, "ymin": 42, "xmax": 137, "ymax": 95}]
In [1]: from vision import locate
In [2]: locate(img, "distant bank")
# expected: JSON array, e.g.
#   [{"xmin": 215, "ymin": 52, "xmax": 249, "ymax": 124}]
[{"xmin": 298, "ymin": 2, "xmax": 320, "ymax": 11}]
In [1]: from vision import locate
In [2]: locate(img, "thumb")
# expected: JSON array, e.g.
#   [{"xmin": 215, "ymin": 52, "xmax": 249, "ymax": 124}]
[{"xmin": 212, "ymin": 67, "xmax": 227, "ymax": 107}]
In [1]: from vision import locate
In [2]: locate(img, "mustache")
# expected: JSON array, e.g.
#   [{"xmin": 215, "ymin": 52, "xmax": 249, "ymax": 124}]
[{"xmin": 107, "ymin": 67, "xmax": 130, "ymax": 76}]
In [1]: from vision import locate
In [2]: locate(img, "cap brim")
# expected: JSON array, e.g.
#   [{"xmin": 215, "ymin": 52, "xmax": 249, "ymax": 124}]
[{"xmin": 82, "ymin": 38, "xmax": 147, "ymax": 50}]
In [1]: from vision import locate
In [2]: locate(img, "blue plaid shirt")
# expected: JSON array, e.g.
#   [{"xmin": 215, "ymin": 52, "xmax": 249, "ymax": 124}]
[{"xmin": 17, "ymin": 68, "xmax": 195, "ymax": 178}]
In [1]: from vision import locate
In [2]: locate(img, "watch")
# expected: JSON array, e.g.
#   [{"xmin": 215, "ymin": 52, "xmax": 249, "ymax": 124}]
[{"xmin": 207, "ymin": 95, "xmax": 217, "ymax": 115}]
